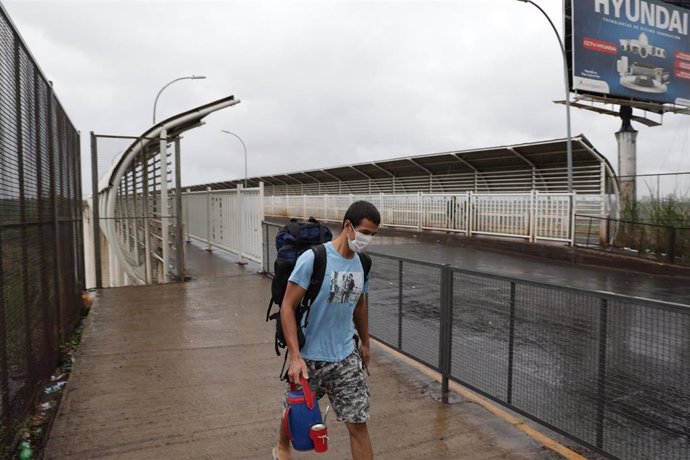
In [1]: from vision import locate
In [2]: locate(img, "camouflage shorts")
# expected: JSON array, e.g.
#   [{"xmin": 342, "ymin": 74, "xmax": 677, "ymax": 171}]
[{"xmin": 286, "ymin": 351, "xmax": 370, "ymax": 424}]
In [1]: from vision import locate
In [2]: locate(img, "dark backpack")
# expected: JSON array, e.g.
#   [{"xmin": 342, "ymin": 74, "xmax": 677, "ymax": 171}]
[{"xmin": 266, "ymin": 218, "xmax": 333, "ymax": 356}]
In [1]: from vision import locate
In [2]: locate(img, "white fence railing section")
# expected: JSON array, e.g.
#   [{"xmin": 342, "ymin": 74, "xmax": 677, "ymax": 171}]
[
  {"xmin": 264, "ymin": 191, "xmax": 581, "ymax": 244},
  {"xmin": 182, "ymin": 184, "xmax": 265, "ymax": 264}
]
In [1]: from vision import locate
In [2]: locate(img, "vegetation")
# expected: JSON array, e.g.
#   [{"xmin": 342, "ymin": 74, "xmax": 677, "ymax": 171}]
[{"xmin": 615, "ymin": 194, "xmax": 690, "ymax": 265}]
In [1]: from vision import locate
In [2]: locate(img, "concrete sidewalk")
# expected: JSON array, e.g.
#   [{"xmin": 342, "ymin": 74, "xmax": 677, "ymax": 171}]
[{"xmin": 46, "ymin": 242, "xmax": 563, "ymax": 459}]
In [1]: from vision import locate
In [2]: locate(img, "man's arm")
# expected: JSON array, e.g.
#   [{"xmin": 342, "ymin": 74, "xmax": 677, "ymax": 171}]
[
  {"xmin": 353, "ymin": 293, "xmax": 370, "ymax": 369},
  {"xmin": 281, "ymin": 281, "xmax": 309, "ymax": 383}
]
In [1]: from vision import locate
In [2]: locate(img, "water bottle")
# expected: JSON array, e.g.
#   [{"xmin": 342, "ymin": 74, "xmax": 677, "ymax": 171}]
[
  {"xmin": 18, "ymin": 441, "xmax": 33, "ymax": 460},
  {"xmin": 283, "ymin": 375, "xmax": 322, "ymax": 451}
]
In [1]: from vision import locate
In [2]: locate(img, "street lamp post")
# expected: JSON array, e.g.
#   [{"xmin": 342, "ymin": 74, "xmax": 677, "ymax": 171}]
[
  {"xmin": 152, "ymin": 75, "xmax": 206, "ymax": 124},
  {"xmin": 221, "ymin": 130, "xmax": 248, "ymax": 188},
  {"xmin": 221, "ymin": 130, "xmax": 249, "ymax": 266},
  {"xmin": 517, "ymin": 0, "xmax": 573, "ymax": 193}
]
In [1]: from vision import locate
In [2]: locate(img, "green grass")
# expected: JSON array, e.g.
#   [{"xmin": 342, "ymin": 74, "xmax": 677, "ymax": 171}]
[{"xmin": 616, "ymin": 194, "xmax": 690, "ymax": 263}]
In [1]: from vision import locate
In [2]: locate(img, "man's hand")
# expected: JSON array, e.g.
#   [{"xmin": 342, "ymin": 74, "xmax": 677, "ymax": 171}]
[
  {"xmin": 360, "ymin": 343, "xmax": 371, "ymax": 373},
  {"xmin": 288, "ymin": 354, "xmax": 309, "ymax": 384}
]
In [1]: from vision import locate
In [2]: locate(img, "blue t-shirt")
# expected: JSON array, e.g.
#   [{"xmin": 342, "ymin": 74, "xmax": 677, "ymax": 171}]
[{"xmin": 289, "ymin": 242, "xmax": 368, "ymax": 362}]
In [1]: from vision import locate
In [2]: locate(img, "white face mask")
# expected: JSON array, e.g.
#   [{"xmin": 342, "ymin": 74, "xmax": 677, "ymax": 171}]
[{"xmin": 347, "ymin": 224, "xmax": 373, "ymax": 253}]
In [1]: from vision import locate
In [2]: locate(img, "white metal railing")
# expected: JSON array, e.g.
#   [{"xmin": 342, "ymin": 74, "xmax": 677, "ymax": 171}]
[
  {"xmin": 264, "ymin": 191, "xmax": 585, "ymax": 244},
  {"xmin": 182, "ymin": 184, "xmax": 265, "ymax": 264}
]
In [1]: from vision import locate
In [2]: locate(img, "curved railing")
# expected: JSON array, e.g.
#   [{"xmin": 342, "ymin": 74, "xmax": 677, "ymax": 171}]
[{"xmin": 94, "ymin": 95, "xmax": 240, "ymax": 286}]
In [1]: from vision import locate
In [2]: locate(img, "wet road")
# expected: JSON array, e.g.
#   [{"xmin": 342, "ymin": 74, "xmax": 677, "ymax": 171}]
[{"xmin": 369, "ymin": 241, "xmax": 690, "ymax": 306}]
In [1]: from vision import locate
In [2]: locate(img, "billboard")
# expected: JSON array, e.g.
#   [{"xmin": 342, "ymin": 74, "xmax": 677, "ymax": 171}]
[{"xmin": 570, "ymin": 0, "xmax": 690, "ymax": 107}]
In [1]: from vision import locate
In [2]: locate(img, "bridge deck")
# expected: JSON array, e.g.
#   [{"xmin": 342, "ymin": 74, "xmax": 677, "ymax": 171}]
[{"xmin": 46, "ymin": 242, "xmax": 561, "ymax": 459}]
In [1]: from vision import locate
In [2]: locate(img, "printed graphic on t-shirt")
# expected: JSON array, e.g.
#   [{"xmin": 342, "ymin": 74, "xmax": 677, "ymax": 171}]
[{"xmin": 327, "ymin": 270, "xmax": 363, "ymax": 304}]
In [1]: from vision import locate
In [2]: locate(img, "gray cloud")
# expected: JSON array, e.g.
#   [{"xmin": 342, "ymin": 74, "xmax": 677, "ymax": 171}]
[{"xmin": 4, "ymin": 0, "xmax": 690, "ymax": 193}]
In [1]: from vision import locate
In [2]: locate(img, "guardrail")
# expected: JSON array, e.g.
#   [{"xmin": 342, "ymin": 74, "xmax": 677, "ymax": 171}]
[
  {"xmin": 183, "ymin": 185, "xmax": 264, "ymax": 264},
  {"xmin": 265, "ymin": 191, "xmax": 576, "ymax": 245},
  {"xmin": 262, "ymin": 221, "xmax": 690, "ymax": 460}
]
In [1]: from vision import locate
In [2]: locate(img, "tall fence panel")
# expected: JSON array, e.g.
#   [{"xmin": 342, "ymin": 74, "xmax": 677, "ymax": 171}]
[
  {"xmin": 183, "ymin": 185, "xmax": 264, "ymax": 264},
  {"xmin": 366, "ymin": 252, "xmax": 690, "ymax": 460},
  {"xmin": 576, "ymin": 214, "xmax": 690, "ymax": 266},
  {"xmin": 0, "ymin": 4, "xmax": 84, "ymax": 453}
]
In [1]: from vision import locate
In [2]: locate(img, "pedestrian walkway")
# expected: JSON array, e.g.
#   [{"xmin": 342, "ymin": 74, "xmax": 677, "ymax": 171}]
[{"xmin": 46, "ymin": 242, "xmax": 565, "ymax": 459}]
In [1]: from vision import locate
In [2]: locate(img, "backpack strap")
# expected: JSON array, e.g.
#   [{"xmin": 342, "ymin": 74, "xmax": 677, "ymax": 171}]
[
  {"xmin": 265, "ymin": 298, "xmax": 275, "ymax": 322},
  {"xmin": 304, "ymin": 244, "xmax": 327, "ymax": 306},
  {"xmin": 358, "ymin": 252, "xmax": 372, "ymax": 283},
  {"xmin": 301, "ymin": 244, "xmax": 327, "ymax": 328}
]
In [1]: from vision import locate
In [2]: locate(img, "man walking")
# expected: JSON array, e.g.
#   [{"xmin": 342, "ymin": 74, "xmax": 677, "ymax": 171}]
[{"xmin": 273, "ymin": 200, "xmax": 380, "ymax": 460}]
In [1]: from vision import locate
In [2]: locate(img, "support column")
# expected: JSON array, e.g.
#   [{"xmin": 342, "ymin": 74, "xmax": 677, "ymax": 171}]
[
  {"xmin": 90, "ymin": 132, "xmax": 103, "ymax": 288},
  {"xmin": 160, "ymin": 129, "xmax": 169, "ymax": 282},
  {"xmin": 185, "ymin": 188, "xmax": 191, "ymax": 242},
  {"xmin": 174, "ymin": 137, "xmax": 185, "ymax": 280},
  {"xmin": 616, "ymin": 106, "xmax": 638, "ymax": 218},
  {"xmin": 206, "ymin": 186, "xmax": 212, "ymax": 251},
  {"xmin": 141, "ymin": 145, "xmax": 152, "ymax": 284},
  {"xmin": 237, "ymin": 184, "xmax": 247, "ymax": 265}
]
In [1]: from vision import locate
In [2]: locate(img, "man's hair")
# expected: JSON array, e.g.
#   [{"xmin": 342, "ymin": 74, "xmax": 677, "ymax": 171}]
[{"xmin": 342, "ymin": 200, "xmax": 381, "ymax": 228}]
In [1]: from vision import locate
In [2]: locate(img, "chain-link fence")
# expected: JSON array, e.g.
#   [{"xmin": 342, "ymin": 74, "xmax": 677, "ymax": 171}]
[
  {"xmin": 576, "ymin": 214, "xmax": 690, "ymax": 266},
  {"xmin": 618, "ymin": 172, "xmax": 690, "ymax": 204},
  {"xmin": 0, "ymin": 4, "xmax": 84, "ymax": 454},
  {"xmin": 262, "ymin": 221, "xmax": 689, "ymax": 459}
]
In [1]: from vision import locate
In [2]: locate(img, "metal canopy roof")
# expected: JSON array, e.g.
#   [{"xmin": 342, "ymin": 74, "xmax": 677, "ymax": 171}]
[{"xmin": 187, "ymin": 135, "xmax": 615, "ymax": 192}]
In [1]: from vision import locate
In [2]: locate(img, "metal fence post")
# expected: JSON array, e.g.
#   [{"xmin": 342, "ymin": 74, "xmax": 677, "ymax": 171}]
[
  {"xmin": 185, "ymin": 188, "xmax": 191, "ymax": 242},
  {"xmin": 507, "ymin": 281, "xmax": 516, "ymax": 404},
  {"xmin": 529, "ymin": 189, "xmax": 536, "ymax": 243},
  {"xmin": 91, "ymin": 131, "xmax": 103, "ymax": 289},
  {"xmin": 439, "ymin": 264, "xmax": 453, "ymax": 402},
  {"xmin": 262, "ymin": 222, "xmax": 268, "ymax": 274},
  {"xmin": 467, "ymin": 191, "xmax": 474, "ymax": 237},
  {"xmin": 417, "ymin": 191, "xmax": 422, "ymax": 230},
  {"xmin": 206, "ymin": 186, "xmax": 212, "ymax": 251},
  {"xmin": 596, "ymin": 298, "xmax": 609, "ymax": 449},
  {"xmin": 569, "ymin": 192, "xmax": 576, "ymax": 247},
  {"xmin": 174, "ymin": 137, "xmax": 185, "ymax": 280},
  {"xmin": 141, "ymin": 145, "xmax": 152, "ymax": 284},
  {"xmin": 398, "ymin": 259, "xmax": 404, "ymax": 349},
  {"xmin": 238, "ymin": 185, "xmax": 248, "ymax": 265},
  {"xmin": 668, "ymin": 226, "xmax": 676, "ymax": 264},
  {"xmin": 159, "ymin": 129, "xmax": 170, "ymax": 282}
]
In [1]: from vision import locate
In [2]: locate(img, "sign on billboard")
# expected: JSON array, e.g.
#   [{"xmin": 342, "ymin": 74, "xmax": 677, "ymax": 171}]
[{"xmin": 571, "ymin": 0, "xmax": 690, "ymax": 107}]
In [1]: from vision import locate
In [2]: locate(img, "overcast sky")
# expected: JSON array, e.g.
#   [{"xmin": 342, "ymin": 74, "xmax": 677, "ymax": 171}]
[{"xmin": 3, "ymin": 0, "xmax": 690, "ymax": 194}]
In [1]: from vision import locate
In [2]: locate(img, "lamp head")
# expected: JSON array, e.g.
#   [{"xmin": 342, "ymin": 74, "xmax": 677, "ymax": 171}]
[{"xmin": 191, "ymin": 75, "xmax": 207, "ymax": 80}]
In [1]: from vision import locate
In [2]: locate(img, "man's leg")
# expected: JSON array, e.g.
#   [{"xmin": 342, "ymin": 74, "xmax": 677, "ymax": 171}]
[
  {"xmin": 323, "ymin": 352, "xmax": 371, "ymax": 459},
  {"xmin": 345, "ymin": 422, "xmax": 373, "ymax": 460},
  {"xmin": 274, "ymin": 413, "xmax": 292, "ymax": 460}
]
